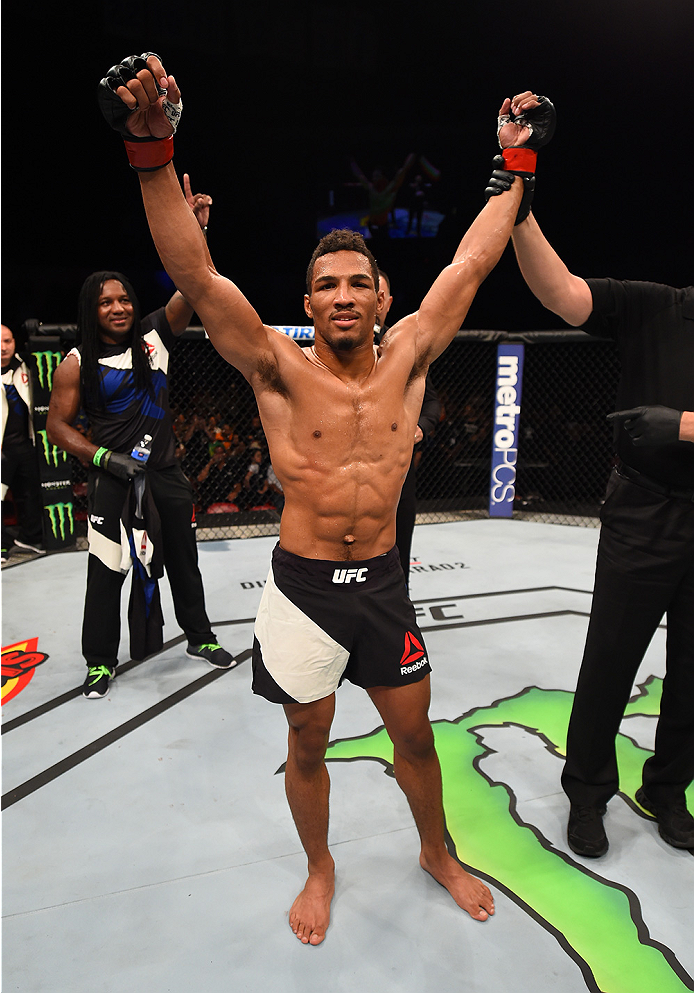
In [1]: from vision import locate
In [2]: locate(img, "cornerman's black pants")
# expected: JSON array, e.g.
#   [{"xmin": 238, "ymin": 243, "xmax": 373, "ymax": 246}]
[
  {"xmin": 562, "ymin": 470, "xmax": 694, "ymax": 806},
  {"xmin": 81, "ymin": 464, "xmax": 214, "ymax": 669}
]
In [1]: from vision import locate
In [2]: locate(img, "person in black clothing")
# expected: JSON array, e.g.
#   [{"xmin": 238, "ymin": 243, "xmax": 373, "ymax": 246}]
[
  {"xmin": 1, "ymin": 324, "xmax": 46, "ymax": 560},
  {"xmin": 47, "ymin": 177, "xmax": 235, "ymax": 698},
  {"xmin": 374, "ymin": 270, "xmax": 441, "ymax": 586},
  {"xmin": 510, "ymin": 186, "xmax": 694, "ymax": 856}
]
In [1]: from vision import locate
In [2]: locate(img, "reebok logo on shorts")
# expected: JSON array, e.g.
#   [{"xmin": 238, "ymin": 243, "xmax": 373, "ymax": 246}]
[
  {"xmin": 332, "ymin": 567, "xmax": 368, "ymax": 584},
  {"xmin": 400, "ymin": 632, "xmax": 428, "ymax": 675}
]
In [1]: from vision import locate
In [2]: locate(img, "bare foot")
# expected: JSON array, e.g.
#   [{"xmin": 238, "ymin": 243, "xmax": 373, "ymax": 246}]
[
  {"xmin": 289, "ymin": 869, "xmax": 335, "ymax": 945},
  {"xmin": 420, "ymin": 852, "xmax": 495, "ymax": 921}
]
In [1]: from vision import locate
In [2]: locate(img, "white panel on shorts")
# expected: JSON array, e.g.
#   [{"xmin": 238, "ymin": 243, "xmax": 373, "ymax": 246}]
[
  {"xmin": 87, "ymin": 519, "xmax": 132, "ymax": 574},
  {"xmin": 254, "ymin": 566, "xmax": 350, "ymax": 704}
]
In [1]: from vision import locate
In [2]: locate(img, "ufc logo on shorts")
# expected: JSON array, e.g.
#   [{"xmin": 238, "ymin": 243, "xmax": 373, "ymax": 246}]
[{"xmin": 332, "ymin": 567, "xmax": 368, "ymax": 584}]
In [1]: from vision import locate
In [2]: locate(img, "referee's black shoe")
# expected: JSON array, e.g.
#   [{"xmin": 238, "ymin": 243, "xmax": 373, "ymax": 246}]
[
  {"xmin": 567, "ymin": 803, "xmax": 608, "ymax": 858},
  {"xmin": 635, "ymin": 788, "xmax": 694, "ymax": 849}
]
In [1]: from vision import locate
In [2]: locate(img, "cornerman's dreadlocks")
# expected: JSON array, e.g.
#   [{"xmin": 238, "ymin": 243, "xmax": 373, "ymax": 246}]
[{"xmin": 77, "ymin": 271, "xmax": 154, "ymax": 409}]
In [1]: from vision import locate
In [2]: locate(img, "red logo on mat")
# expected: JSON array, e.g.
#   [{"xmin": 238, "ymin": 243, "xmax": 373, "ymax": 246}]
[
  {"xmin": 400, "ymin": 632, "xmax": 425, "ymax": 667},
  {"xmin": 2, "ymin": 638, "xmax": 48, "ymax": 705}
]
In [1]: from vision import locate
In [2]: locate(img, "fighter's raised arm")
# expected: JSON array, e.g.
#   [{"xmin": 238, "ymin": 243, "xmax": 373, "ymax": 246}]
[
  {"xmin": 396, "ymin": 91, "xmax": 556, "ymax": 365},
  {"xmin": 98, "ymin": 53, "xmax": 277, "ymax": 380}
]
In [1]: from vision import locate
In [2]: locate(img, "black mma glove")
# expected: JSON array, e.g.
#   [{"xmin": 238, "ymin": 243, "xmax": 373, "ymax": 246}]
[
  {"xmin": 499, "ymin": 95, "xmax": 557, "ymax": 155},
  {"xmin": 93, "ymin": 447, "xmax": 145, "ymax": 480},
  {"xmin": 98, "ymin": 53, "xmax": 181, "ymax": 172},
  {"xmin": 484, "ymin": 154, "xmax": 535, "ymax": 225},
  {"xmin": 606, "ymin": 406, "xmax": 682, "ymax": 447},
  {"xmin": 489, "ymin": 95, "xmax": 556, "ymax": 224}
]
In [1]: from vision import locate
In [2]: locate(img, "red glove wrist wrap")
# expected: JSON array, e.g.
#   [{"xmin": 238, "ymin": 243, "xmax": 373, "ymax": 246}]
[
  {"xmin": 501, "ymin": 147, "xmax": 537, "ymax": 174},
  {"xmin": 123, "ymin": 136, "xmax": 174, "ymax": 172}
]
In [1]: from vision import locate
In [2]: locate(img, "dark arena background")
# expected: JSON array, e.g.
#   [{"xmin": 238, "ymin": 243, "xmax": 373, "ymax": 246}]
[
  {"xmin": 3, "ymin": 4, "xmax": 694, "ymax": 993},
  {"xmin": 4, "ymin": 2, "xmax": 692, "ymax": 335},
  {"xmin": 4, "ymin": 0, "xmax": 692, "ymax": 544}
]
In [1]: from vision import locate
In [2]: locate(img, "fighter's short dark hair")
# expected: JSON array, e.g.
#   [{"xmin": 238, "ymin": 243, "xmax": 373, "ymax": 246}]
[{"xmin": 306, "ymin": 228, "xmax": 379, "ymax": 293}]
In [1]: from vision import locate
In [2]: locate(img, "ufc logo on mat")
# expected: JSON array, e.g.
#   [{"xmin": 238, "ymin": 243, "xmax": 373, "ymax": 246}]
[{"xmin": 332, "ymin": 568, "xmax": 368, "ymax": 584}]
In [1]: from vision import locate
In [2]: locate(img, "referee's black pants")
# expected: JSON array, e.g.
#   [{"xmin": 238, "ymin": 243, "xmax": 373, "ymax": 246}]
[
  {"xmin": 562, "ymin": 470, "xmax": 694, "ymax": 807},
  {"xmin": 82, "ymin": 464, "xmax": 215, "ymax": 670}
]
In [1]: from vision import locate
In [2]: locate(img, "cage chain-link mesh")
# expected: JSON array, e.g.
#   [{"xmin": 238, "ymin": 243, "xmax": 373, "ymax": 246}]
[{"xmin": 10, "ymin": 328, "xmax": 620, "ymax": 549}]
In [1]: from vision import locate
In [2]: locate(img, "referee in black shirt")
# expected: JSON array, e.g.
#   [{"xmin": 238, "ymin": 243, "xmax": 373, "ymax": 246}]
[{"xmin": 511, "ymin": 210, "xmax": 694, "ymax": 858}]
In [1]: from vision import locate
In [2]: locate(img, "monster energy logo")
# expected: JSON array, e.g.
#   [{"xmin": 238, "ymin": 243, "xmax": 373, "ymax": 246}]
[
  {"xmin": 37, "ymin": 430, "xmax": 67, "ymax": 467},
  {"xmin": 44, "ymin": 502, "xmax": 74, "ymax": 540},
  {"xmin": 34, "ymin": 351, "xmax": 62, "ymax": 391}
]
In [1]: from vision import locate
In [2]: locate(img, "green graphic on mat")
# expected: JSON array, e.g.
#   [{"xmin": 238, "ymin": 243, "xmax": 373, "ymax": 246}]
[{"xmin": 325, "ymin": 677, "xmax": 693, "ymax": 993}]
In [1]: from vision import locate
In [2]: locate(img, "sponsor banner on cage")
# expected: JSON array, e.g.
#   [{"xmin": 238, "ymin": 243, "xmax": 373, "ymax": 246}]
[
  {"xmin": 29, "ymin": 348, "xmax": 76, "ymax": 550},
  {"xmin": 489, "ymin": 344, "xmax": 524, "ymax": 518},
  {"xmin": 42, "ymin": 495, "xmax": 76, "ymax": 546},
  {"xmin": 271, "ymin": 326, "xmax": 315, "ymax": 340},
  {"xmin": 32, "ymin": 350, "xmax": 62, "ymax": 395},
  {"xmin": 35, "ymin": 429, "xmax": 69, "ymax": 470}
]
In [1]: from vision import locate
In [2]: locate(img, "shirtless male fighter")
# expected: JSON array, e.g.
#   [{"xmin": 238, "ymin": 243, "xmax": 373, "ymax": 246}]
[{"xmin": 98, "ymin": 53, "xmax": 552, "ymax": 944}]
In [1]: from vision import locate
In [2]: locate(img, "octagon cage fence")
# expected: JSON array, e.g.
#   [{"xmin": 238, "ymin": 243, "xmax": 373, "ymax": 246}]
[{"xmin": 7, "ymin": 323, "xmax": 620, "ymax": 552}]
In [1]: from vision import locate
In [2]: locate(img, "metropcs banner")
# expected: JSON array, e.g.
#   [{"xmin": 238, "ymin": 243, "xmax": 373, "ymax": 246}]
[{"xmin": 488, "ymin": 343, "xmax": 524, "ymax": 518}]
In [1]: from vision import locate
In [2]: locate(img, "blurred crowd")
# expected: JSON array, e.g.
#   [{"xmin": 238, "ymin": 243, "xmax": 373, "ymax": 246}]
[
  {"xmin": 173, "ymin": 408, "xmax": 283, "ymax": 514},
  {"xmin": 66, "ymin": 402, "xmax": 283, "ymax": 521}
]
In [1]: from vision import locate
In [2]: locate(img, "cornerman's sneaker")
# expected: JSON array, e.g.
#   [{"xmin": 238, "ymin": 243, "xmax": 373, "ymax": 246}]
[
  {"xmin": 186, "ymin": 642, "xmax": 236, "ymax": 669},
  {"xmin": 635, "ymin": 788, "xmax": 694, "ymax": 849},
  {"xmin": 567, "ymin": 803, "xmax": 609, "ymax": 857},
  {"xmin": 83, "ymin": 665, "xmax": 116, "ymax": 699}
]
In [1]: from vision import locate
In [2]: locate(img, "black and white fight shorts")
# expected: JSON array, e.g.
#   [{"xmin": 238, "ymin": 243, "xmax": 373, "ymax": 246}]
[{"xmin": 252, "ymin": 543, "xmax": 431, "ymax": 705}]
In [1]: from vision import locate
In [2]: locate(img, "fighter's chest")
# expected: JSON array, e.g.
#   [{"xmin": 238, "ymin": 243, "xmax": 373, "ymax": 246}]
[{"xmin": 300, "ymin": 373, "xmax": 407, "ymax": 439}]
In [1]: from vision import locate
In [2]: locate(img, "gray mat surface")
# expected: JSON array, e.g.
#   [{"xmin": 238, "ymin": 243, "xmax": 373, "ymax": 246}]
[{"xmin": 3, "ymin": 521, "xmax": 692, "ymax": 993}]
